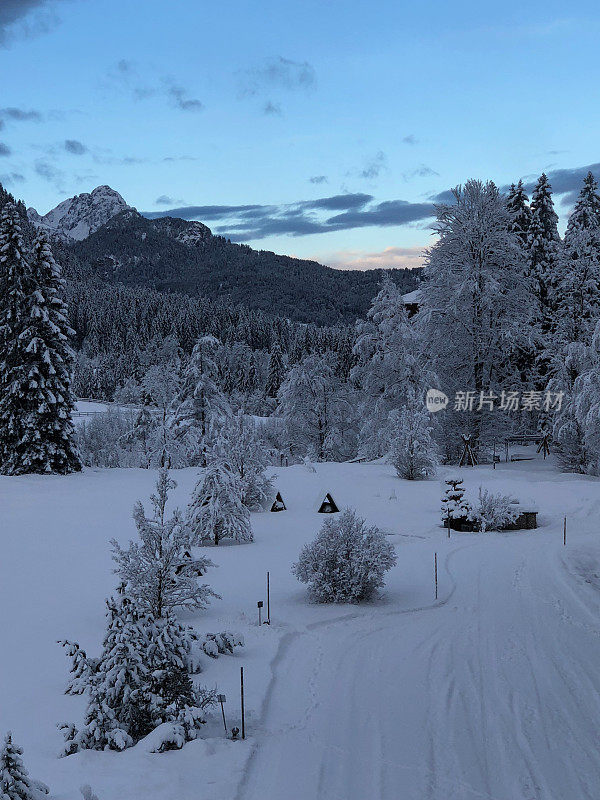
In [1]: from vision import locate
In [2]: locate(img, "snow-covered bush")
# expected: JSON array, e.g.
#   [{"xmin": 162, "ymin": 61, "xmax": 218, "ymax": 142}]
[
  {"xmin": 76, "ymin": 409, "xmax": 137, "ymax": 468},
  {"xmin": 199, "ymin": 631, "xmax": 244, "ymax": 658},
  {"xmin": 292, "ymin": 509, "xmax": 397, "ymax": 603},
  {"xmin": 188, "ymin": 461, "xmax": 253, "ymax": 545},
  {"xmin": 80, "ymin": 786, "xmax": 100, "ymax": 800},
  {"xmin": 112, "ymin": 469, "xmax": 218, "ymax": 617},
  {"xmin": 469, "ymin": 487, "xmax": 519, "ymax": 532},
  {"xmin": 389, "ymin": 403, "xmax": 438, "ymax": 480}
]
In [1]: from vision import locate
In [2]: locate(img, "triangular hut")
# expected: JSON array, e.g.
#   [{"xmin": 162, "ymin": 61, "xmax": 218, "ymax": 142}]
[
  {"xmin": 317, "ymin": 492, "xmax": 339, "ymax": 513},
  {"xmin": 270, "ymin": 491, "xmax": 287, "ymax": 512}
]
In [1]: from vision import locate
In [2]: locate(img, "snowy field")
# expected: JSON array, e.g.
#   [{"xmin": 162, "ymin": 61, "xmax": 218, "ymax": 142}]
[{"xmin": 2, "ymin": 458, "xmax": 600, "ymax": 799}]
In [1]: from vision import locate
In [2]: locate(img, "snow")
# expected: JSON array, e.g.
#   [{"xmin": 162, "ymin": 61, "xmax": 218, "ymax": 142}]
[
  {"xmin": 27, "ymin": 187, "xmax": 131, "ymax": 242},
  {"xmin": 1, "ymin": 457, "xmax": 600, "ymax": 798}
]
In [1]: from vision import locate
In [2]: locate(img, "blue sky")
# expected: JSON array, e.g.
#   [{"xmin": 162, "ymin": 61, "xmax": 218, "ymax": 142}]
[{"xmin": 1, "ymin": 0, "xmax": 599, "ymax": 269}]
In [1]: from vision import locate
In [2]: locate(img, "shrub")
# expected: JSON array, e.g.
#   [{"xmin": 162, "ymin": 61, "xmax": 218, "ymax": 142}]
[
  {"xmin": 470, "ymin": 487, "xmax": 519, "ymax": 532},
  {"xmin": 292, "ymin": 509, "xmax": 396, "ymax": 603}
]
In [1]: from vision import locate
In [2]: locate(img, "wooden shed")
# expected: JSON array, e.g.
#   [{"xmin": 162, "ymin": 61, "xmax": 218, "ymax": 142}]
[
  {"xmin": 270, "ymin": 491, "xmax": 287, "ymax": 512},
  {"xmin": 317, "ymin": 492, "xmax": 340, "ymax": 513}
]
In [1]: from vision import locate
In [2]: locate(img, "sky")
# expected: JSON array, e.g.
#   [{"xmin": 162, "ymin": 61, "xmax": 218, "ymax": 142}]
[{"xmin": 1, "ymin": 0, "xmax": 600, "ymax": 270}]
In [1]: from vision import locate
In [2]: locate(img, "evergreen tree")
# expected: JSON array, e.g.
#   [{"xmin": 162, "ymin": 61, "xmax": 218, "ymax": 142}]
[
  {"xmin": 440, "ymin": 478, "xmax": 472, "ymax": 525},
  {"xmin": 111, "ymin": 469, "xmax": 217, "ymax": 617},
  {"xmin": 420, "ymin": 180, "xmax": 533, "ymax": 458},
  {"xmin": 187, "ymin": 461, "xmax": 253, "ymax": 545},
  {"xmin": 265, "ymin": 344, "xmax": 285, "ymax": 398},
  {"xmin": 556, "ymin": 172, "xmax": 600, "ymax": 346},
  {"xmin": 352, "ymin": 274, "xmax": 430, "ymax": 458},
  {"xmin": 506, "ymin": 179, "xmax": 532, "ymax": 248},
  {"xmin": 527, "ymin": 174, "xmax": 561, "ymax": 339},
  {"xmin": 389, "ymin": 401, "xmax": 438, "ymax": 480},
  {"xmin": 210, "ymin": 412, "xmax": 273, "ymax": 509},
  {"xmin": 0, "ymin": 212, "xmax": 80, "ymax": 474},
  {"xmin": 171, "ymin": 336, "xmax": 229, "ymax": 464},
  {"xmin": 0, "ymin": 733, "xmax": 36, "ymax": 800}
]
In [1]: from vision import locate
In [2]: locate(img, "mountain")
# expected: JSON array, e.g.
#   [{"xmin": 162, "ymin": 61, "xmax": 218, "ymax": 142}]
[
  {"xmin": 27, "ymin": 185, "xmax": 420, "ymax": 325},
  {"xmin": 27, "ymin": 185, "xmax": 131, "ymax": 241}
]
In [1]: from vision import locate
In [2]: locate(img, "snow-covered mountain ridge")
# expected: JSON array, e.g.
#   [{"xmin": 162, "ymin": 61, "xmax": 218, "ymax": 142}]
[{"xmin": 27, "ymin": 185, "xmax": 132, "ymax": 241}]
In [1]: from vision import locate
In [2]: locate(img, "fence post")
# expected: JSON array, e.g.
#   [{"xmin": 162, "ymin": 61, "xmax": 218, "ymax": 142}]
[
  {"xmin": 240, "ymin": 667, "xmax": 245, "ymax": 740},
  {"xmin": 434, "ymin": 552, "xmax": 438, "ymax": 600}
]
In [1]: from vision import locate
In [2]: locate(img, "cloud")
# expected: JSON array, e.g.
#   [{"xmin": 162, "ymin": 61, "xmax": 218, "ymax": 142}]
[
  {"xmin": 263, "ymin": 101, "xmax": 282, "ymax": 116},
  {"xmin": 0, "ymin": 107, "xmax": 43, "ymax": 129},
  {"xmin": 155, "ymin": 195, "xmax": 180, "ymax": 205},
  {"xmin": 0, "ymin": 171, "xmax": 25, "ymax": 185},
  {"xmin": 0, "ymin": 143, "xmax": 11, "ymax": 157},
  {"xmin": 143, "ymin": 192, "xmax": 435, "ymax": 241},
  {"xmin": 165, "ymin": 82, "xmax": 203, "ymax": 112},
  {"xmin": 241, "ymin": 56, "xmax": 316, "ymax": 97},
  {"xmin": 317, "ymin": 246, "xmax": 426, "ymax": 271},
  {"xmin": 0, "ymin": 0, "xmax": 65, "ymax": 45},
  {"xmin": 107, "ymin": 60, "xmax": 203, "ymax": 112},
  {"xmin": 402, "ymin": 135, "xmax": 418, "ymax": 145},
  {"xmin": 402, "ymin": 164, "xmax": 439, "ymax": 181},
  {"xmin": 359, "ymin": 151, "xmax": 387, "ymax": 180},
  {"xmin": 64, "ymin": 138, "xmax": 87, "ymax": 155},
  {"xmin": 34, "ymin": 158, "xmax": 65, "ymax": 190},
  {"xmin": 309, "ymin": 175, "xmax": 328, "ymax": 184}
]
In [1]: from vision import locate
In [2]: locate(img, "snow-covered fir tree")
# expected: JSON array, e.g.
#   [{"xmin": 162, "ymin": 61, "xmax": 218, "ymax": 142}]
[
  {"xmin": 352, "ymin": 275, "xmax": 431, "ymax": 458},
  {"xmin": 555, "ymin": 172, "xmax": 600, "ymax": 346},
  {"xmin": 389, "ymin": 401, "xmax": 438, "ymax": 480},
  {"xmin": 265, "ymin": 344, "xmax": 285, "ymax": 399},
  {"xmin": 0, "ymin": 214, "xmax": 81, "ymax": 474},
  {"xmin": 60, "ymin": 593, "xmax": 216, "ymax": 754},
  {"xmin": 527, "ymin": 173, "xmax": 561, "ymax": 342},
  {"xmin": 111, "ymin": 469, "xmax": 218, "ymax": 617},
  {"xmin": 292, "ymin": 509, "xmax": 397, "ymax": 603},
  {"xmin": 188, "ymin": 460, "xmax": 253, "ymax": 545},
  {"xmin": 277, "ymin": 352, "xmax": 354, "ymax": 461},
  {"xmin": 61, "ymin": 594, "xmax": 150, "ymax": 753},
  {"xmin": 0, "ymin": 733, "xmax": 39, "ymax": 800},
  {"xmin": 440, "ymin": 478, "xmax": 472, "ymax": 525},
  {"xmin": 506, "ymin": 179, "xmax": 532, "ymax": 248},
  {"xmin": 210, "ymin": 412, "xmax": 273, "ymax": 509},
  {"xmin": 171, "ymin": 336, "xmax": 230, "ymax": 464},
  {"xmin": 420, "ymin": 180, "xmax": 533, "ymax": 459}
]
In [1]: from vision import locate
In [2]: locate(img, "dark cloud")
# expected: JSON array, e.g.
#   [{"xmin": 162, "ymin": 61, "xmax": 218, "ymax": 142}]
[
  {"xmin": 402, "ymin": 135, "xmax": 419, "ymax": 145},
  {"xmin": 0, "ymin": 0, "xmax": 64, "ymax": 45},
  {"xmin": 309, "ymin": 175, "xmax": 328, "ymax": 184},
  {"xmin": 156, "ymin": 195, "xmax": 176, "ymax": 205},
  {"xmin": 0, "ymin": 107, "xmax": 43, "ymax": 127},
  {"xmin": 263, "ymin": 101, "xmax": 282, "ymax": 116},
  {"xmin": 64, "ymin": 138, "xmax": 87, "ymax": 155},
  {"xmin": 143, "ymin": 192, "xmax": 435, "ymax": 241},
  {"xmin": 0, "ymin": 143, "xmax": 11, "ymax": 157}
]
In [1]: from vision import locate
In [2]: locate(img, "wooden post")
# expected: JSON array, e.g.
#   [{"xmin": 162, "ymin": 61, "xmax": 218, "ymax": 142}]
[
  {"xmin": 217, "ymin": 694, "xmax": 227, "ymax": 734},
  {"xmin": 563, "ymin": 516, "xmax": 567, "ymax": 547},
  {"xmin": 266, "ymin": 571, "xmax": 271, "ymax": 624},
  {"xmin": 493, "ymin": 440, "xmax": 496, "ymax": 469},
  {"xmin": 434, "ymin": 552, "xmax": 438, "ymax": 600},
  {"xmin": 257, "ymin": 601, "xmax": 263, "ymax": 626},
  {"xmin": 240, "ymin": 667, "xmax": 245, "ymax": 740},
  {"xmin": 446, "ymin": 511, "xmax": 450, "ymax": 539}
]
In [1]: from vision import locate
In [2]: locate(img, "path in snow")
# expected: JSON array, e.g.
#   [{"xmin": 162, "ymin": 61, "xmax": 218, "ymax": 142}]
[{"xmin": 237, "ymin": 537, "xmax": 600, "ymax": 800}]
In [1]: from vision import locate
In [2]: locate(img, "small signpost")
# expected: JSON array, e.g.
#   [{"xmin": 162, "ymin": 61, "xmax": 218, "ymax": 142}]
[
  {"xmin": 257, "ymin": 600, "xmax": 263, "ymax": 626},
  {"xmin": 217, "ymin": 693, "xmax": 227, "ymax": 734},
  {"xmin": 240, "ymin": 667, "xmax": 245, "ymax": 740},
  {"xmin": 266, "ymin": 571, "xmax": 271, "ymax": 625}
]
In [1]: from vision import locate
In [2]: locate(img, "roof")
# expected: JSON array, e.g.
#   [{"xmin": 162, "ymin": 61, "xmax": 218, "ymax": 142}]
[{"xmin": 401, "ymin": 288, "xmax": 422, "ymax": 305}]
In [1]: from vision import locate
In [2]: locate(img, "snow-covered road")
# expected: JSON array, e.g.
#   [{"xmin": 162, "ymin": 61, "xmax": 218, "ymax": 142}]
[{"xmin": 238, "ymin": 537, "xmax": 600, "ymax": 800}]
